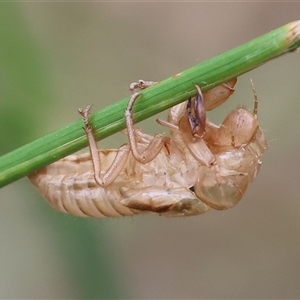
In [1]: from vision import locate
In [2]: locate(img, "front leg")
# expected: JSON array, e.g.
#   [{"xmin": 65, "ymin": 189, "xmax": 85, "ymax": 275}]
[
  {"xmin": 120, "ymin": 186, "xmax": 210, "ymax": 216},
  {"xmin": 158, "ymin": 85, "xmax": 215, "ymax": 166}
]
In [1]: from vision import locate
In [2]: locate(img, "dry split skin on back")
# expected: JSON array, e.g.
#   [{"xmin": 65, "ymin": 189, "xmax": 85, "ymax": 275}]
[{"xmin": 28, "ymin": 78, "xmax": 268, "ymax": 218}]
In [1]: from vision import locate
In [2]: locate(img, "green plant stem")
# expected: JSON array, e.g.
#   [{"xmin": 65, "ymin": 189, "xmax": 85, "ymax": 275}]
[{"xmin": 1, "ymin": 20, "xmax": 300, "ymax": 188}]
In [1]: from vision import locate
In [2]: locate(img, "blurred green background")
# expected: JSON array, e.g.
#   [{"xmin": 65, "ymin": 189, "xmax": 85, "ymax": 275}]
[{"xmin": 1, "ymin": 2, "xmax": 300, "ymax": 299}]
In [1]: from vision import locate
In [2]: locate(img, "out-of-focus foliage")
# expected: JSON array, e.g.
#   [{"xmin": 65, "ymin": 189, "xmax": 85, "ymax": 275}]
[
  {"xmin": 0, "ymin": 4, "xmax": 125, "ymax": 299},
  {"xmin": 1, "ymin": 3, "xmax": 300, "ymax": 299}
]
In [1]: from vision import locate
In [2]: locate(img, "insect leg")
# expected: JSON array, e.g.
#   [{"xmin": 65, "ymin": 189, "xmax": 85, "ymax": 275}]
[
  {"xmin": 78, "ymin": 106, "xmax": 130, "ymax": 187},
  {"xmin": 156, "ymin": 118, "xmax": 180, "ymax": 131},
  {"xmin": 120, "ymin": 186, "xmax": 211, "ymax": 216},
  {"xmin": 187, "ymin": 84, "xmax": 206, "ymax": 137},
  {"xmin": 125, "ymin": 92, "xmax": 168, "ymax": 164},
  {"xmin": 250, "ymin": 79, "xmax": 258, "ymax": 118},
  {"xmin": 129, "ymin": 79, "xmax": 158, "ymax": 92},
  {"xmin": 157, "ymin": 83, "xmax": 206, "ymax": 135},
  {"xmin": 203, "ymin": 78, "xmax": 237, "ymax": 111}
]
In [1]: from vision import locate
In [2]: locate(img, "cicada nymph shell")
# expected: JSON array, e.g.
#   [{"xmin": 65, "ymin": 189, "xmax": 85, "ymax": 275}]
[{"xmin": 29, "ymin": 78, "xmax": 267, "ymax": 218}]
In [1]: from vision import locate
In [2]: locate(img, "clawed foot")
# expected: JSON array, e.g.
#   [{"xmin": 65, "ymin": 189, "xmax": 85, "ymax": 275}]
[
  {"xmin": 78, "ymin": 105, "xmax": 93, "ymax": 129},
  {"xmin": 129, "ymin": 79, "xmax": 158, "ymax": 92}
]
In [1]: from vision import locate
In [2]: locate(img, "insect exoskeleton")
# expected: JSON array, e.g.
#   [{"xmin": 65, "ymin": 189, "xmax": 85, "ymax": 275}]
[
  {"xmin": 183, "ymin": 81, "xmax": 268, "ymax": 210},
  {"xmin": 28, "ymin": 78, "xmax": 267, "ymax": 218}
]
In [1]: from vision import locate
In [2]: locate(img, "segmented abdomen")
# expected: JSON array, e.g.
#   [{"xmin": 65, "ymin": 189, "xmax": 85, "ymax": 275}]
[
  {"xmin": 31, "ymin": 172, "xmax": 139, "ymax": 217},
  {"xmin": 28, "ymin": 150, "xmax": 138, "ymax": 218}
]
